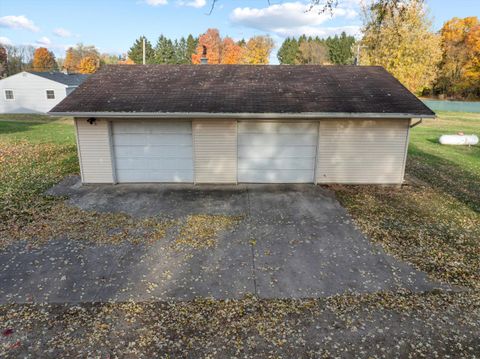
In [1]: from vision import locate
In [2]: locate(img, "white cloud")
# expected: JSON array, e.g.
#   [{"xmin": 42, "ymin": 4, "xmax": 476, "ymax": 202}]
[
  {"xmin": 0, "ymin": 36, "xmax": 12, "ymax": 45},
  {"xmin": 177, "ymin": 0, "xmax": 206, "ymax": 8},
  {"xmin": 53, "ymin": 28, "xmax": 72, "ymax": 38},
  {"xmin": 145, "ymin": 0, "xmax": 168, "ymax": 6},
  {"xmin": 230, "ymin": 1, "xmax": 360, "ymax": 38},
  {"xmin": 0, "ymin": 15, "xmax": 39, "ymax": 32},
  {"xmin": 36, "ymin": 36, "xmax": 52, "ymax": 46}
]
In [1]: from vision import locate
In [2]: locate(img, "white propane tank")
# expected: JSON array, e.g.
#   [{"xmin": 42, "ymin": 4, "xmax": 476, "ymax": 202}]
[{"xmin": 439, "ymin": 134, "xmax": 479, "ymax": 146}]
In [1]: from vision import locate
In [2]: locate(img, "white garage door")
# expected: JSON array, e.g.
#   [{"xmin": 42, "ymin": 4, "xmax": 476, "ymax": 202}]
[
  {"xmin": 238, "ymin": 121, "xmax": 318, "ymax": 183},
  {"xmin": 112, "ymin": 121, "xmax": 193, "ymax": 182}
]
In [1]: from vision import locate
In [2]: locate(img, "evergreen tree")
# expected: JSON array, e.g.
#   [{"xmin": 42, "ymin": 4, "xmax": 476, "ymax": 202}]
[
  {"xmin": 186, "ymin": 34, "xmax": 197, "ymax": 64},
  {"xmin": 128, "ymin": 36, "xmax": 155, "ymax": 64},
  {"xmin": 155, "ymin": 35, "xmax": 176, "ymax": 64},
  {"xmin": 174, "ymin": 37, "xmax": 189, "ymax": 64},
  {"xmin": 277, "ymin": 38, "xmax": 299, "ymax": 64},
  {"xmin": 325, "ymin": 32, "xmax": 355, "ymax": 65}
]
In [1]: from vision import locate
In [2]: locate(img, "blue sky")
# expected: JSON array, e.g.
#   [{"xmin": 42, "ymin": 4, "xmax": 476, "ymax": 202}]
[{"xmin": 0, "ymin": 0, "xmax": 478, "ymax": 63}]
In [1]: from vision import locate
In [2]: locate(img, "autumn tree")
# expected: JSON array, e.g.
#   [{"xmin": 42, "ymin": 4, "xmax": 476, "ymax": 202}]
[
  {"xmin": 361, "ymin": 0, "xmax": 441, "ymax": 94},
  {"xmin": 78, "ymin": 56, "xmax": 98, "ymax": 74},
  {"xmin": 192, "ymin": 28, "xmax": 222, "ymax": 64},
  {"xmin": 63, "ymin": 44, "xmax": 100, "ymax": 72},
  {"xmin": 435, "ymin": 17, "xmax": 480, "ymax": 98},
  {"xmin": 295, "ymin": 41, "xmax": 329, "ymax": 64},
  {"xmin": 221, "ymin": 37, "xmax": 243, "ymax": 64},
  {"xmin": 118, "ymin": 57, "xmax": 135, "ymax": 65},
  {"xmin": 241, "ymin": 36, "xmax": 274, "ymax": 65},
  {"xmin": 32, "ymin": 47, "xmax": 57, "ymax": 72},
  {"xmin": 128, "ymin": 36, "xmax": 155, "ymax": 64},
  {"xmin": 63, "ymin": 48, "xmax": 76, "ymax": 72}
]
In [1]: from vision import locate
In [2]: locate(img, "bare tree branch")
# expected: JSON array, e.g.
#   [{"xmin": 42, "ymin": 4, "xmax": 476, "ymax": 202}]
[{"xmin": 207, "ymin": 0, "xmax": 271, "ymax": 15}]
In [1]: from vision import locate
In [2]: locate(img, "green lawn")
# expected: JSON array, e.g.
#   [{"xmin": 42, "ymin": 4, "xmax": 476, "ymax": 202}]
[{"xmin": 0, "ymin": 114, "xmax": 75, "ymax": 144}]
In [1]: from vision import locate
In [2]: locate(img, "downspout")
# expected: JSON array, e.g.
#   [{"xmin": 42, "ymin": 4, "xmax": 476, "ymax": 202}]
[{"xmin": 410, "ymin": 119, "xmax": 422, "ymax": 128}]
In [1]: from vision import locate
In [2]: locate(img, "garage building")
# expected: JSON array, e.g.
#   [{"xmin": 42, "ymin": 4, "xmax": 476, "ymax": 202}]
[{"xmin": 49, "ymin": 65, "xmax": 435, "ymax": 185}]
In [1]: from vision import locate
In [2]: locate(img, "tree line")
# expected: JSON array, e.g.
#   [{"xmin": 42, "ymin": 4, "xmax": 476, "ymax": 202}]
[
  {"xmin": 127, "ymin": 29, "xmax": 274, "ymax": 65},
  {"xmin": 0, "ymin": 43, "xmax": 132, "ymax": 77},
  {"xmin": 277, "ymin": 33, "xmax": 356, "ymax": 65}
]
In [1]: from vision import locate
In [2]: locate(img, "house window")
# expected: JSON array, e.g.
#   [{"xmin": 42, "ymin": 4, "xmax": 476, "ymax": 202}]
[
  {"xmin": 46, "ymin": 90, "xmax": 55, "ymax": 99},
  {"xmin": 4, "ymin": 90, "xmax": 14, "ymax": 100}
]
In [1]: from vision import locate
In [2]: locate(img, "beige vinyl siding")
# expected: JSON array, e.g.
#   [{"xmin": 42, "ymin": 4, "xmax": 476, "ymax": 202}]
[
  {"xmin": 193, "ymin": 120, "xmax": 237, "ymax": 183},
  {"xmin": 75, "ymin": 118, "xmax": 114, "ymax": 183},
  {"xmin": 316, "ymin": 119, "xmax": 410, "ymax": 184}
]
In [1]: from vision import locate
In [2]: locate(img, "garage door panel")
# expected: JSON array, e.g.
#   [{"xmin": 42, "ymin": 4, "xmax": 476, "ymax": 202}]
[
  {"xmin": 238, "ymin": 158, "xmax": 315, "ymax": 170},
  {"xmin": 116, "ymin": 170, "xmax": 193, "ymax": 183},
  {"xmin": 238, "ymin": 145, "xmax": 316, "ymax": 159},
  {"xmin": 113, "ymin": 121, "xmax": 191, "ymax": 134},
  {"xmin": 113, "ymin": 133, "xmax": 192, "ymax": 146},
  {"xmin": 114, "ymin": 145, "xmax": 193, "ymax": 157},
  {"xmin": 115, "ymin": 157, "xmax": 193, "ymax": 170},
  {"xmin": 238, "ymin": 133, "xmax": 317, "ymax": 146},
  {"xmin": 239, "ymin": 121, "xmax": 317, "ymax": 134},
  {"xmin": 112, "ymin": 121, "xmax": 193, "ymax": 183},
  {"xmin": 238, "ymin": 169, "xmax": 313, "ymax": 183},
  {"xmin": 238, "ymin": 121, "xmax": 317, "ymax": 183}
]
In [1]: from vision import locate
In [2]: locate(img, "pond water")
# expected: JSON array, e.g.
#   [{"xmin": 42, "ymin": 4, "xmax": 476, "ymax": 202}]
[{"xmin": 422, "ymin": 99, "xmax": 480, "ymax": 113}]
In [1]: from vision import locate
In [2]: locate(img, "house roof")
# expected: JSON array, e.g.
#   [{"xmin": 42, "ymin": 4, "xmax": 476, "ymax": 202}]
[
  {"xmin": 50, "ymin": 65, "xmax": 435, "ymax": 118},
  {"xmin": 29, "ymin": 71, "xmax": 90, "ymax": 87}
]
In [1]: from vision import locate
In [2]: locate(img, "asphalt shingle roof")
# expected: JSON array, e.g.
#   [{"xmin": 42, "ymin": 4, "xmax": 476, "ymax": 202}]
[
  {"xmin": 29, "ymin": 71, "xmax": 90, "ymax": 87},
  {"xmin": 50, "ymin": 65, "xmax": 435, "ymax": 116}
]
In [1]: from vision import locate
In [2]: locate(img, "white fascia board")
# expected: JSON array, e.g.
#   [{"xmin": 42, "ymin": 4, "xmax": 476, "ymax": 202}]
[{"xmin": 48, "ymin": 111, "xmax": 436, "ymax": 119}]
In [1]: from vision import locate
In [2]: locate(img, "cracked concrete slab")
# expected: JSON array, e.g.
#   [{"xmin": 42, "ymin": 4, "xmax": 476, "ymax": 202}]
[{"xmin": 0, "ymin": 176, "xmax": 450, "ymax": 304}]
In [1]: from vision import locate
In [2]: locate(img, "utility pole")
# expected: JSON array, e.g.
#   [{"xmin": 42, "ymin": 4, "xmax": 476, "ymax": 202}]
[{"xmin": 142, "ymin": 38, "xmax": 146, "ymax": 65}]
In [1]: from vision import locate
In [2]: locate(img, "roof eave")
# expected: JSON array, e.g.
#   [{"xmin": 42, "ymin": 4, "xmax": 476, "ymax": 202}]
[{"xmin": 48, "ymin": 111, "xmax": 436, "ymax": 119}]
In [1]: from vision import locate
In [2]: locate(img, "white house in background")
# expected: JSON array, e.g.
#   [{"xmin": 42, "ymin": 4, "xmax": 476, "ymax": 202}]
[{"xmin": 0, "ymin": 71, "xmax": 89, "ymax": 114}]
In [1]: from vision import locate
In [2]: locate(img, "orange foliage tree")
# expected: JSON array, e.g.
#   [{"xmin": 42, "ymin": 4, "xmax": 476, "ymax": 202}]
[
  {"xmin": 32, "ymin": 47, "xmax": 57, "ymax": 71},
  {"xmin": 192, "ymin": 28, "xmax": 222, "ymax": 64},
  {"xmin": 63, "ymin": 48, "xmax": 77, "ymax": 72},
  {"xmin": 221, "ymin": 37, "xmax": 243, "ymax": 64},
  {"xmin": 192, "ymin": 29, "xmax": 273, "ymax": 65},
  {"xmin": 437, "ymin": 16, "xmax": 480, "ymax": 97},
  {"xmin": 118, "ymin": 57, "xmax": 135, "ymax": 65},
  {"xmin": 78, "ymin": 56, "xmax": 98, "ymax": 74}
]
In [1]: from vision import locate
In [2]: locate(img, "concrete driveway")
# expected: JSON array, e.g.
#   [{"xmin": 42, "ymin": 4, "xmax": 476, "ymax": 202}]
[{"xmin": 0, "ymin": 177, "xmax": 445, "ymax": 303}]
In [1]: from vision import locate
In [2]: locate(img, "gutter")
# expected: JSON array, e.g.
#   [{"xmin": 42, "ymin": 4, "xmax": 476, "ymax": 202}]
[{"xmin": 48, "ymin": 111, "xmax": 436, "ymax": 119}]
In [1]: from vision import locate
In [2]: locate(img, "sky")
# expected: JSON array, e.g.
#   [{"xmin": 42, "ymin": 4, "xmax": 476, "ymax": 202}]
[{"xmin": 0, "ymin": 0, "xmax": 479, "ymax": 64}]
